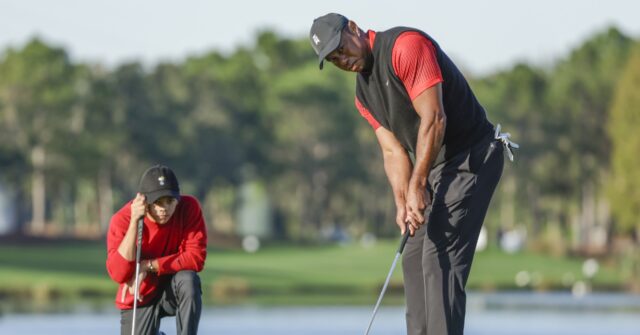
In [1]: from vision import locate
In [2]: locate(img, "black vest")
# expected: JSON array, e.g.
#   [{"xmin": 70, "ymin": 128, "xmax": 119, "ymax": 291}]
[{"xmin": 355, "ymin": 27, "xmax": 493, "ymax": 165}]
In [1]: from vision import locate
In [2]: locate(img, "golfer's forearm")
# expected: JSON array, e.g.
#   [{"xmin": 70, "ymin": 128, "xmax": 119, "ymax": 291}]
[
  {"xmin": 155, "ymin": 250, "xmax": 206, "ymax": 274},
  {"xmin": 117, "ymin": 219, "xmax": 139, "ymax": 261},
  {"xmin": 409, "ymin": 112, "xmax": 446, "ymax": 189},
  {"xmin": 383, "ymin": 150, "xmax": 413, "ymax": 207}
]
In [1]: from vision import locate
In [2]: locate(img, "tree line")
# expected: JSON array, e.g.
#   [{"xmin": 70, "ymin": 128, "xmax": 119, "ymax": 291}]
[{"xmin": 0, "ymin": 27, "xmax": 638, "ymax": 253}]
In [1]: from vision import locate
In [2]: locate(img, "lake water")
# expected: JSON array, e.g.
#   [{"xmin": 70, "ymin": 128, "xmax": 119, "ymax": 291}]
[{"xmin": 1, "ymin": 292, "xmax": 639, "ymax": 335}]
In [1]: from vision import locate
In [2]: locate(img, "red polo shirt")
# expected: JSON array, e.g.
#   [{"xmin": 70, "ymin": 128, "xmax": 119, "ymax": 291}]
[
  {"xmin": 355, "ymin": 30, "xmax": 444, "ymax": 130},
  {"xmin": 106, "ymin": 195, "xmax": 207, "ymax": 309}
]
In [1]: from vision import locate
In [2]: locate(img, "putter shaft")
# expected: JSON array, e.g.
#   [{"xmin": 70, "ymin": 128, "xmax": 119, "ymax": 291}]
[
  {"xmin": 364, "ymin": 229, "xmax": 410, "ymax": 335},
  {"xmin": 131, "ymin": 218, "xmax": 144, "ymax": 335}
]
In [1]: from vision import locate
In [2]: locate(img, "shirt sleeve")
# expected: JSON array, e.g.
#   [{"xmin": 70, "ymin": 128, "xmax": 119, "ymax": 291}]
[
  {"xmin": 156, "ymin": 196, "xmax": 208, "ymax": 275},
  {"xmin": 105, "ymin": 204, "xmax": 136, "ymax": 284},
  {"xmin": 392, "ymin": 32, "xmax": 444, "ymax": 101},
  {"xmin": 355, "ymin": 96, "xmax": 381, "ymax": 130}
]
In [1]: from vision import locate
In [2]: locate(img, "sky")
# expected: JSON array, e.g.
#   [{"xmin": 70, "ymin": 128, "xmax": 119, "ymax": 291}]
[{"xmin": 0, "ymin": 0, "xmax": 638, "ymax": 75}]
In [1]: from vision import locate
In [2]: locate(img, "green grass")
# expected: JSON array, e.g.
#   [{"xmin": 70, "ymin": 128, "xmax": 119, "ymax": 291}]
[
  {"xmin": 0, "ymin": 240, "xmax": 626, "ymax": 307},
  {"xmin": 471, "ymin": 247, "xmax": 622, "ymax": 290}
]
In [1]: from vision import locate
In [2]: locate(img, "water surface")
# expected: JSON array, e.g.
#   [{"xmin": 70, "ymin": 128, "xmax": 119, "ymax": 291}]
[{"xmin": 1, "ymin": 292, "xmax": 639, "ymax": 335}]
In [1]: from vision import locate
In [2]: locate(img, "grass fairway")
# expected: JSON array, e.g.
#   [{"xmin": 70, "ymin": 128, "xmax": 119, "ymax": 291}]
[{"xmin": 0, "ymin": 239, "xmax": 625, "ymax": 307}]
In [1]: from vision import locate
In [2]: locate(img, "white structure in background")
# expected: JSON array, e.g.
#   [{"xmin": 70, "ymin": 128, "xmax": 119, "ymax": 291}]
[
  {"xmin": 475, "ymin": 226, "xmax": 488, "ymax": 251},
  {"xmin": 572, "ymin": 280, "xmax": 589, "ymax": 297},
  {"xmin": 500, "ymin": 227, "xmax": 527, "ymax": 253},
  {"xmin": 514, "ymin": 270, "xmax": 531, "ymax": 287},
  {"xmin": 242, "ymin": 235, "xmax": 261, "ymax": 253},
  {"xmin": 360, "ymin": 232, "xmax": 377, "ymax": 249},
  {"xmin": 236, "ymin": 180, "xmax": 272, "ymax": 252},
  {"xmin": 582, "ymin": 258, "xmax": 599, "ymax": 278},
  {"xmin": 0, "ymin": 182, "xmax": 16, "ymax": 234},
  {"xmin": 572, "ymin": 183, "xmax": 611, "ymax": 252}
]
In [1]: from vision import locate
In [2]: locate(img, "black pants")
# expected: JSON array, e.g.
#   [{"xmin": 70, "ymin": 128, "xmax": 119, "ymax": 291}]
[
  {"xmin": 403, "ymin": 138, "xmax": 504, "ymax": 335},
  {"xmin": 120, "ymin": 270, "xmax": 202, "ymax": 335}
]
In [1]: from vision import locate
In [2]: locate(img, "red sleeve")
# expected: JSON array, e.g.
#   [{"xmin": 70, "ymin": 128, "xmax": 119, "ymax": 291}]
[
  {"xmin": 156, "ymin": 196, "xmax": 208, "ymax": 275},
  {"xmin": 392, "ymin": 32, "xmax": 443, "ymax": 101},
  {"xmin": 105, "ymin": 202, "xmax": 136, "ymax": 284},
  {"xmin": 355, "ymin": 96, "xmax": 381, "ymax": 130}
]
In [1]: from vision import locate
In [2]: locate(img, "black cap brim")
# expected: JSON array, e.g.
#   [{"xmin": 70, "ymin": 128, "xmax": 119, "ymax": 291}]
[
  {"xmin": 144, "ymin": 189, "xmax": 180, "ymax": 204},
  {"xmin": 317, "ymin": 32, "xmax": 342, "ymax": 70}
]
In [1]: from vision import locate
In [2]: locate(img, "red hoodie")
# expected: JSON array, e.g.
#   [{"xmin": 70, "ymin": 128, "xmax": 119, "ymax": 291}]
[{"xmin": 106, "ymin": 195, "xmax": 207, "ymax": 310}]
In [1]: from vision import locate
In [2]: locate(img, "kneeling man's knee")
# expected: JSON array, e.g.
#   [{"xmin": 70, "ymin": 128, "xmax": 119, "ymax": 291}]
[{"xmin": 173, "ymin": 270, "xmax": 201, "ymax": 299}]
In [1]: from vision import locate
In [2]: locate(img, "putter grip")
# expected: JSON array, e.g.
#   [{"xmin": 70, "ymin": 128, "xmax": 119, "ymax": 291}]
[
  {"xmin": 397, "ymin": 228, "xmax": 411, "ymax": 254},
  {"xmin": 136, "ymin": 218, "xmax": 144, "ymax": 247}
]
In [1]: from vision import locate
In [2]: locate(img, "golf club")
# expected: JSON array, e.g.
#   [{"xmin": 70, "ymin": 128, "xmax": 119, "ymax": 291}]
[
  {"xmin": 363, "ymin": 227, "xmax": 411, "ymax": 335},
  {"xmin": 131, "ymin": 218, "xmax": 144, "ymax": 335}
]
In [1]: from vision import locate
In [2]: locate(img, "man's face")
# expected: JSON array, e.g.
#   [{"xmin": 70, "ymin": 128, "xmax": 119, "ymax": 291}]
[
  {"xmin": 147, "ymin": 196, "xmax": 178, "ymax": 224},
  {"xmin": 325, "ymin": 23, "xmax": 370, "ymax": 72}
]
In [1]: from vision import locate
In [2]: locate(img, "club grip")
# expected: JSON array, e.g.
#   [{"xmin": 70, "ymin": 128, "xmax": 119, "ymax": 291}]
[
  {"xmin": 397, "ymin": 228, "xmax": 411, "ymax": 254},
  {"xmin": 136, "ymin": 218, "xmax": 144, "ymax": 247}
]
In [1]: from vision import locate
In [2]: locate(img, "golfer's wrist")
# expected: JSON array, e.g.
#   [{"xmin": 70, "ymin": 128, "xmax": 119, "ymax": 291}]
[
  {"xmin": 146, "ymin": 259, "xmax": 156, "ymax": 273},
  {"xmin": 408, "ymin": 176, "xmax": 427, "ymax": 190},
  {"xmin": 393, "ymin": 193, "xmax": 406, "ymax": 208}
]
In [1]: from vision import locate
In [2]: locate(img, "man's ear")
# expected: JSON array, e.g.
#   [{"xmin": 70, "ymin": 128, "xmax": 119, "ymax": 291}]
[{"xmin": 348, "ymin": 20, "xmax": 360, "ymax": 36}]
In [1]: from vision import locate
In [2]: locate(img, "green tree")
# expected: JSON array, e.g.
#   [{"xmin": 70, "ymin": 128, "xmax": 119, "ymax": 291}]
[
  {"xmin": 607, "ymin": 43, "xmax": 640, "ymax": 235},
  {"xmin": 0, "ymin": 38, "xmax": 79, "ymax": 234},
  {"xmin": 471, "ymin": 64, "xmax": 551, "ymax": 237},
  {"xmin": 546, "ymin": 28, "xmax": 631, "ymax": 189}
]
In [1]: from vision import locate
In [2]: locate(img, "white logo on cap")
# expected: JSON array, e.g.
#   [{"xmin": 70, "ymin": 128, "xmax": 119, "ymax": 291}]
[
  {"xmin": 158, "ymin": 176, "xmax": 165, "ymax": 186},
  {"xmin": 312, "ymin": 34, "xmax": 321, "ymax": 45}
]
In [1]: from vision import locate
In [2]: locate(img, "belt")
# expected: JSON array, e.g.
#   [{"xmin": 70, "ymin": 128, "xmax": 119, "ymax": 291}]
[{"xmin": 494, "ymin": 124, "xmax": 519, "ymax": 162}]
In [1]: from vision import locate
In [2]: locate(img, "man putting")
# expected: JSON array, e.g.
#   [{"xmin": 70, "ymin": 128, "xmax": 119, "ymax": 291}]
[
  {"xmin": 106, "ymin": 164, "xmax": 207, "ymax": 335},
  {"xmin": 309, "ymin": 13, "xmax": 515, "ymax": 335}
]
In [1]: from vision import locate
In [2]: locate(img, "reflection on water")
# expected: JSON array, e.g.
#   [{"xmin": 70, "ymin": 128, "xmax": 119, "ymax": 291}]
[{"xmin": 1, "ymin": 292, "xmax": 639, "ymax": 335}]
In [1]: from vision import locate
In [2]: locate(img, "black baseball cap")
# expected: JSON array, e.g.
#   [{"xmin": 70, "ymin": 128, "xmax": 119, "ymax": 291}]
[
  {"xmin": 309, "ymin": 13, "xmax": 348, "ymax": 69},
  {"xmin": 138, "ymin": 164, "xmax": 180, "ymax": 204}
]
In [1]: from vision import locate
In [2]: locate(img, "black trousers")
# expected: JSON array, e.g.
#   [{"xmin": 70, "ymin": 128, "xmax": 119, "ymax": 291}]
[
  {"xmin": 120, "ymin": 270, "xmax": 202, "ymax": 335},
  {"xmin": 403, "ymin": 138, "xmax": 504, "ymax": 335}
]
